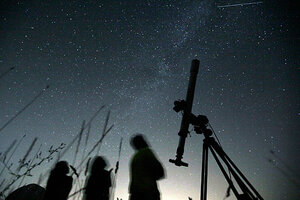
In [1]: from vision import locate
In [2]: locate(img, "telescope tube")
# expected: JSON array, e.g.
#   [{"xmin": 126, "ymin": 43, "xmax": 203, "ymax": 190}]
[{"xmin": 170, "ymin": 59, "xmax": 199, "ymax": 167}]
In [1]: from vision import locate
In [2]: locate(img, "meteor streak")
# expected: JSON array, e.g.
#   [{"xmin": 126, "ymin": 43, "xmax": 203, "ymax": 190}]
[{"xmin": 218, "ymin": 1, "xmax": 263, "ymax": 8}]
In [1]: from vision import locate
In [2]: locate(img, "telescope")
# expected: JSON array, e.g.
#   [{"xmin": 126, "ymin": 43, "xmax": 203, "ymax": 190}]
[
  {"xmin": 169, "ymin": 60, "xmax": 264, "ymax": 200},
  {"xmin": 169, "ymin": 59, "xmax": 200, "ymax": 167}
]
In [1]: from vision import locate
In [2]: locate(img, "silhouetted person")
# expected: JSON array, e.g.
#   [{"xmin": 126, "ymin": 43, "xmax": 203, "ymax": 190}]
[
  {"xmin": 43, "ymin": 161, "xmax": 73, "ymax": 200},
  {"xmin": 84, "ymin": 156, "xmax": 111, "ymax": 200},
  {"xmin": 129, "ymin": 134, "xmax": 165, "ymax": 200}
]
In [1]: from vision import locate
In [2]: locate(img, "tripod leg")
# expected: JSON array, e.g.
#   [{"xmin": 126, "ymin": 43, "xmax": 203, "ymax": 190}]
[
  {"xmin": 200, "ymin": 141, "xmax": 208, "ymax": 200},
  {"xmin": 211, "ymin": 140, "xmax": 264, "ymax": 200},
  {"xmin": 211, "ymin": 140, "xmax": 263, "ymax": 200},
  {"xmin": 221, "ymin": 149, "xmax": 264, "ymax": 200},
  {"xmin": 208, "ymin": 145, "xmax": 241, "ymax": 199}
]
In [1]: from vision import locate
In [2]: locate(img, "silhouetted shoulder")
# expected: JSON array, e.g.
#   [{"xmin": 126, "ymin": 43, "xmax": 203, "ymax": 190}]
[{"xmin": 143, "ymin": 148, "xmax": 165, "ymax": 180}]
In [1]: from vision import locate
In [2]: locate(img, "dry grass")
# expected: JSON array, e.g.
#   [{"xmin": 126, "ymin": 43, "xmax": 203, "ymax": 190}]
[{"xmin": 0, "ymin": 106, "xmax": 116, "ymax": 200}]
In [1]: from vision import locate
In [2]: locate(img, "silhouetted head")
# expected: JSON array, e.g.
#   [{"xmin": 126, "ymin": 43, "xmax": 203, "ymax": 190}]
[
  {"xmin": 53, "ymin": 161, "xmax": 69, "ymax": 175},
  {"xmin": 91, "ymin": 156, "xmax": 107, "ymax": 174},
  {"xmin": 130, "ymin": 134, "xmax": 150, "ymax": 151}
]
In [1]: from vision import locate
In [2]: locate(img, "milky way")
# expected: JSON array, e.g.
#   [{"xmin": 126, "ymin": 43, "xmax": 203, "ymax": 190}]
[{"xmin": 0, "ymin": 1, "xmax": 299, "ymax": 200}]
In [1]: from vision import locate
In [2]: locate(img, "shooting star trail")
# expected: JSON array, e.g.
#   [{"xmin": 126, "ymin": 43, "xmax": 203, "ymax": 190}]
[
  {"xmin": 265, "ymin": 157, "xmax": 300, "ymax": 189},
  {"xmin": 218, "ymin": 1, "xmax": 263, "ymax": 8},
  {"xmin": 270, "ymin": 150, "xmax": 300, "ymax": 180}
]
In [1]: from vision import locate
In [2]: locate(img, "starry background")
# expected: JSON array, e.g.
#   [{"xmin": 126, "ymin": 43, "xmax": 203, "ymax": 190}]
[{"xmin": 0, "ymin": 0, "xmax": 299, "ymax": 200}]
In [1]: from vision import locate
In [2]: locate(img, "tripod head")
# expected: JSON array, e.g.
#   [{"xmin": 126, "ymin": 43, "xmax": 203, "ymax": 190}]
[{"xmin": 189, "ymin": 113, "xmax": 212, "ymax": 137}]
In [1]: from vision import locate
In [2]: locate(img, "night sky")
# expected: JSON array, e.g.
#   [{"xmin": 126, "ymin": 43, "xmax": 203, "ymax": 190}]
[{"xmin": 0, "ymin": 0, "xmax": 299, "ymax": 200}]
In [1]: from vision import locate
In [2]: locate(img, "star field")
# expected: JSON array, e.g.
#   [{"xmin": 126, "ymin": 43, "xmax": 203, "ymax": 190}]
[{"xmin": 0, "ymin": 1, "xmax": 299, "ymax": 200}]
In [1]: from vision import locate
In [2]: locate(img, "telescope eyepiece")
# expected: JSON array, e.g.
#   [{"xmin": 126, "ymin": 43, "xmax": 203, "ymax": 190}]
[{"xmin": 169, "ymin": 158, "xmax": 189, "ymax": 167}]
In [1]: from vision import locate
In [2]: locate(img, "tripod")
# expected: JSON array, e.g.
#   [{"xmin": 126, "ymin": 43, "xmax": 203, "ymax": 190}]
[
  {"xmin": 169, "ymin": 60, "xmax": 264, "ymax": 200},
  {"xmin": 200, "ymin": 135, "xmax": 264, "ymax": 200}
]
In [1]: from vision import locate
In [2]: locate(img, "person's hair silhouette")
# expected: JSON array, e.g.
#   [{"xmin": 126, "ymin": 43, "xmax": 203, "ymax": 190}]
[
  {"xmin": 130, "ymin": 134, "xmax": 149, "ymax": 150},
  {"xmin": 84, "ymin": 156, "xmax": 112, "ymax": 200},
  {"xmin": 43, "ymin": 161, "xmax": 73, "ymax": 200},
  {"xmin": 129, "ymin": 134, "xmax": 165, "ymax": 200}
]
